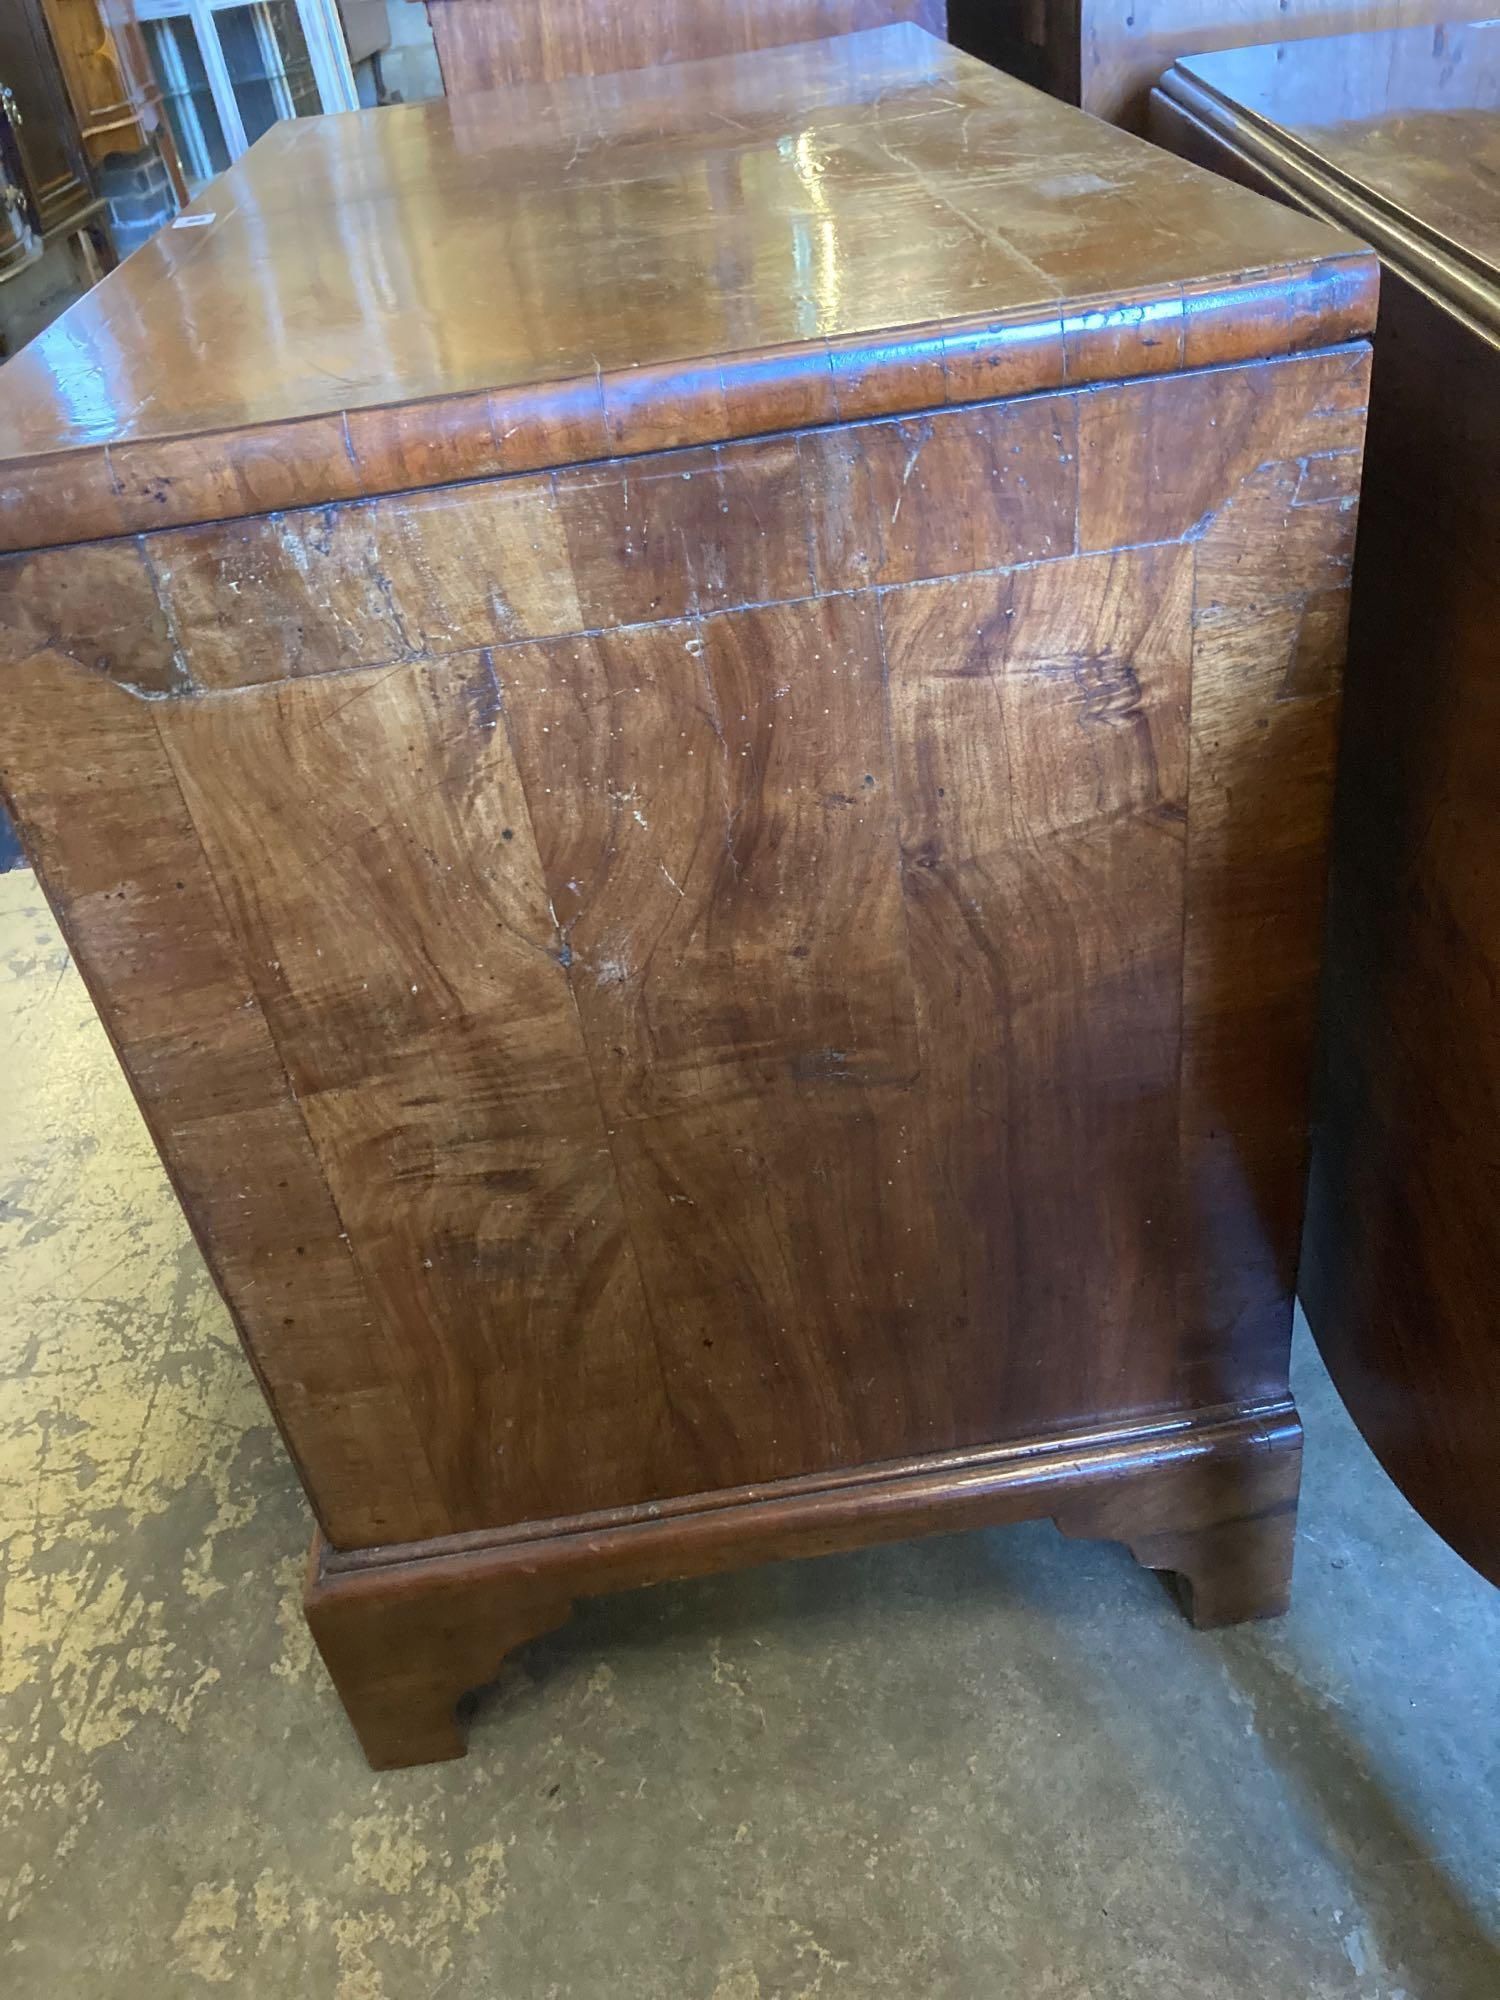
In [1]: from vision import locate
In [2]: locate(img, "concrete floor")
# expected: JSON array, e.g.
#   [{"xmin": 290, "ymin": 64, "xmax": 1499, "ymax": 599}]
[{"xmin": 1, "ymin": 862, "xmax": 1496, "ymax": 2000}]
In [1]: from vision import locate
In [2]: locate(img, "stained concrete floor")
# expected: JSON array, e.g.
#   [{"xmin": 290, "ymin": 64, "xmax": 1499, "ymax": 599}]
[{"xmin": 0, "ymin": 862, "xmax": 1496, "ymax": 2000}]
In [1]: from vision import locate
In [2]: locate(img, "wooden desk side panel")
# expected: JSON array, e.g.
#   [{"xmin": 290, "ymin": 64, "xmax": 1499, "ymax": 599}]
[
  {"xmin": 426, "ymin": 1, "xmax": 947, "ymax": 94},
  {"xmin": 0, "ymin": 348, "xmax": 1365, "ymax": 1552}
]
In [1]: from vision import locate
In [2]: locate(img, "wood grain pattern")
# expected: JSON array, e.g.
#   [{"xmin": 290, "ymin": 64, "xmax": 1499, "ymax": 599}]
[
  {"xmin": 0, "ymin": 346, "xmax": 1367, "ymax": 1550},
  {"xmin": 426, "ymin": 0, "xmax": 947, "ymax": 93},
  {"xmin": 1176, "ymin": 361, "xmax": 1364, "ymax": 1410},
  {"xmin": 802, "ymin": 396, "xmax": 1077, "ymax": 591},
  {"xmin": 499, "ymin": 594, "xmax": 944, "ymax": 1477},
  {"xmin": 0, "ymin": 43, "xmax": 1377, "ymax": 1759},
  {"xmin": 1077, "ymin": 345, "xmax": 1367, "ymax": 1410},
  {"xmin": 0, "ymin": 26, "xmax": 1374, "ymax": 553},
  {"xmin": 883, "ymin": 545, "xmax": 1192, "ymax": 1427},
  {"xmin": 156, "ymin": 653, "xmax": 684, "ymax": 1532},
  {"xmin": 0, "ymin": 653, "xmax": 451, "ymax": 1549}
]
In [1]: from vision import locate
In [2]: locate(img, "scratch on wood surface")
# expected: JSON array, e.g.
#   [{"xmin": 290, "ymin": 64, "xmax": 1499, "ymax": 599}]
[{"xmin": 890, "ymin": 423, "xmax": 932, "ymax": 526}]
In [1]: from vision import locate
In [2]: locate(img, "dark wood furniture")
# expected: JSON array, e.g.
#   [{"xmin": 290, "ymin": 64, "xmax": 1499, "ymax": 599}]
[
  {"xmin": 0, "ymin": 85, "xmax": 36, "ymax": 281},
  {"xmin": 39, "ymin": 0, "xmax": 187, "ymax": 199},
  {"xmin": 951, "ymin": 0, "xmax": 1495, "ymax": 130},
  {"xmin": 1154, "ymin": 19, "xmax": 1500, "ymax": 1590},
  {"xmin": 0, "ymin": 0, "xmax": 112, "ymax": 281},
  {"xmin": 422, "ymin": 0, "xmax": 946, "ymax": 92},
  {"xmin": 0, "ymin": 24, "xmax": 1376, "ymax": 1766}
]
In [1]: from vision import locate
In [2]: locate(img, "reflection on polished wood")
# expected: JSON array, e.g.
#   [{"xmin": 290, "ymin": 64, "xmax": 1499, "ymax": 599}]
[
  {"xmin": 0, "ymin": 24, "xmax": 1370, "ymax": 550},
  {"xmin": 425, "ymin": 0, "xmax": 947, "ymax": 93},
  {"xmin": 951, "ymin": 0, "xmax": 1496, "ymax": 131},
  {"xmin": 0, "ymin": 27, "xmax": 1377, "ymax": 1763},
  {"xmin": 1156, "ymin": 18, "xmax": 1500, "ymax": 318},
  {"xmin": 1153, "ymin": 20, "xmax": 1500, "ymax": 1587}
]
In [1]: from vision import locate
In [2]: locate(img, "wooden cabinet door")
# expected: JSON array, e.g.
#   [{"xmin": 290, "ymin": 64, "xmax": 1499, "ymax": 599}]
[
  {"xmin": 0, "ymin": 0, "xmax": 97, "ymax": 238},
  {"xmin": 39, "ymin": 0, "xmax": 159, "ymax": 167}
]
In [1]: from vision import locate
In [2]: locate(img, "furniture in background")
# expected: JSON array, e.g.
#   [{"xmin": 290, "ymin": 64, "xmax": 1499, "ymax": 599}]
[
  {"xmin": 337, "ymin": 0, "xmax": 391, "ymax": 84},
  {"xmin": 0, "ymin": 87, "xmax": 39, "ymax": 284},
  {"xmin": 0, "ymin": 23, "xmax": 1376, "ymax": 1767},
  {"xmin": 1153, "ymin": 18, "xmax": 1500, "ymax": 1588},
  {"xmin": 127, "ymin": 0, "xmax": 359, "ymax": 188},
  {"xmin": 419, "ymin": 0, "xmax": 944, "ymax": 91},
  {"xmin": 0, "ymin": 0, "xmax": 103, "ymax": 249},
  {"xmin": 0, "ymin": 0, "xmax": 117, "ymax": 350},
  {"xmin": 40, "ymin": 0, "xmax": 188, "ymax": 202},
  {"xmin": 949, "ymin": 0, "xmax": 1497, "ymax": 129}
]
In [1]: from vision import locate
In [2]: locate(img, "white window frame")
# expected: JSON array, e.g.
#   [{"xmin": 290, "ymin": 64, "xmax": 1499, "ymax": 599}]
[{"xmin": 137, "ymin": 0, "xmax": 358, "ymax": 172}]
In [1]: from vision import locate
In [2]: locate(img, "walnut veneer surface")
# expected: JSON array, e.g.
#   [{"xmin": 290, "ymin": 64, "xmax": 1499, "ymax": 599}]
[
  {"xmin": 0, "ymin": 24, "xmax": 1368, "ymax": 549},
  {"xmin": 0, "ymin": 27, "xmax": 1378, "ymax": 1763}
]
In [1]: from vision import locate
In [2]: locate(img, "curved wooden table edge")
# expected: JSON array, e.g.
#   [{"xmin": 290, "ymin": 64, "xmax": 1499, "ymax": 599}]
[
  {"xmin": 0, "ymin": 257, "xmax": 1376, "ymax": 557},
  {"xmin": 1151, "ymin": 74, "xmax": 1498, "ymax": 344},
  {"xmin": 304, "ymin": 1398, "xmax": 1304, "ymax": 1768}
]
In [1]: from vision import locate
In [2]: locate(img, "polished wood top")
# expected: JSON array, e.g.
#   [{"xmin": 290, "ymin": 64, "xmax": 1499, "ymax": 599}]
[
  {"xmin": 1166, "ymin": 22, "xmax": 1499, "ymax": 304},
  {"xmin": 0, "ymin": 23, "xmax": 1372, "ymax": 551}
]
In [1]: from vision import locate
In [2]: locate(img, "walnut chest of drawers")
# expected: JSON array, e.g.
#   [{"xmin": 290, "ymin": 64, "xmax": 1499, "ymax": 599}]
[
  {"xmin": 1154, "ymin": 19, "xmax": 1500, "ymax": 1593},
  {"xmin": 0, "ymin": 25, "xmax": 1376, "ymax": 1765}
]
